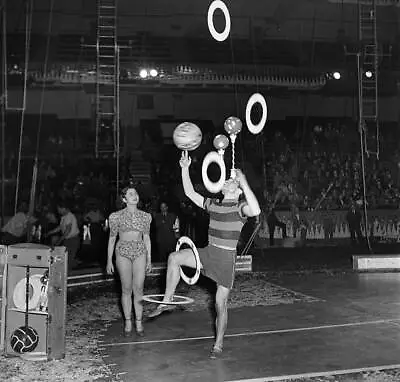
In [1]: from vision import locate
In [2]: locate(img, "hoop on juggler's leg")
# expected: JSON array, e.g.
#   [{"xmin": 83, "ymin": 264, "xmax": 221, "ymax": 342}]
[{"xmin": 142, "ymin": 238, "xmax": 202, "ymax": 305}]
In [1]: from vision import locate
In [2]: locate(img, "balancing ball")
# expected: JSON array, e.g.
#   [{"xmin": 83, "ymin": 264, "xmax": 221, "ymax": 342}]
[
  {"xmin": 173, "ymin": 122, "xmax": 203, "ymax": 151},
  {"xmin": 10, "ymin": 326, "xmax": 39, "ymax": 353},
  {"xmin": 224, "ymin": 116, "xmax": 242, "ymax": 136},
  {"xmin": 213, "ymin": 134, "xmax": 229, "ymax": 151}
]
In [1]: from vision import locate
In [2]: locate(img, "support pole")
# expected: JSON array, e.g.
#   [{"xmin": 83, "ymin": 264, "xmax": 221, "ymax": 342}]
[{"xmin": 357, "ymin": 53, "xmax": 373, "ymax": 253}]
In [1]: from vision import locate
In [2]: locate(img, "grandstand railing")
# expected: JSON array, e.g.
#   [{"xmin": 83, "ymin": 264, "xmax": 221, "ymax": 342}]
[{"xmin": 260, "ymin": 209, "xmax": 400, "ymax": 242}]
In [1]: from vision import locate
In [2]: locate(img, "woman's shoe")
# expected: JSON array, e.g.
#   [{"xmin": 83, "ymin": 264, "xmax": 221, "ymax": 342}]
[
  {"xmin": 209, "ymin": 346, "xmax": 223, "ymax": 359},
  {"xmin": 135, "ymin": 319, "xmax": 144, "ymax": 337},
  {"xmin": 123, "ymin": 319, "xmax": 132, "ymax": 336}
]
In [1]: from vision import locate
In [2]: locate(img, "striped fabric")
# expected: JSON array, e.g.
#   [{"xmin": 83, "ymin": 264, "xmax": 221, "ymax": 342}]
[{"xmin": 204, "ymin": 198, "xmax": 247, "ymax": 249}]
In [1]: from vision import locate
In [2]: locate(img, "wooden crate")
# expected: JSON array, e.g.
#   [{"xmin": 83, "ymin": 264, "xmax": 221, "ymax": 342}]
[{"xmin": 2, "ymin": 244, "xmax": 67, "ymax": 361}]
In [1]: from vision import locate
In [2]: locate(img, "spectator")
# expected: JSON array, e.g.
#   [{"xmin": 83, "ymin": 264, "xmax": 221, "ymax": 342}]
[
  {"xmin": 1, "ymin": 202, "xmax": 36, "ymax": 245},
  {"xmin": 346, "ymin": 201, "xmax": 363, "ymax": 245},
  {"xmin": 266, "ymin": 207, "xmax": 287, "ymax": 246},
  {"xmin": 46, "ymin": 200, "xmax": 81, "ymax": 271},
  {"xmin": 154, "ymin": 202, "xmax": 179, "ymax": 262}
]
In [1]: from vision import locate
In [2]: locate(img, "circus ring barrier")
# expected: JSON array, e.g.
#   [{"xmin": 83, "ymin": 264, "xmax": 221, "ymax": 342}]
[
  {"xmin": 2, "ymin": 209, "xmax": 400, "ymax": 297},
  {"xmin": 258, "ymin": 209, "xmax": 400, "ymax": 244},
  {"xmin": 68, "ymin": 209, "xmax": 400, "ymax": 288}
]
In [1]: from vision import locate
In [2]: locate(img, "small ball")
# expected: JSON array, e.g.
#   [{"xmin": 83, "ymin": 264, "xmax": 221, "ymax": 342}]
[
  {"xmin": 224, "ymin": 116, "xmax": 242, "ymax": 135},
  {"xmin": 213, "ymin": 134, "xmax": 229, "ymax": 151}
]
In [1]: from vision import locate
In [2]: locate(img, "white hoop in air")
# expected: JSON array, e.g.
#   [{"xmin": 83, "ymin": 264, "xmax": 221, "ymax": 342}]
[
  {"xmin": 246, "ymin": 93, "xmax": 268, "ymax": 135},
  {"xmin": 142, "ymin": 294, "xmax": 194, "ymax": 305},
  {"xmin": 13, "ymin": 274, "xmax": 42, "ymax": 311},
  {"xmin": 176, "ymin": 236, "xmax": 201, "ymax": 285},
  {"xmin": 207, "ymin": 0, "xmax": 231, "ymax": 42},
  {"xmin": 202, "ymin": 151, "xmax": 226, "ymax": 194}
]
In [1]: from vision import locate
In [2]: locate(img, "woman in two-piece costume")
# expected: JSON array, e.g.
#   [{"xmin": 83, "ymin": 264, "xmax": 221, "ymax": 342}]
[{"xmin": 106, "ymin": 187, "xmax": 152, "ymax": 336}]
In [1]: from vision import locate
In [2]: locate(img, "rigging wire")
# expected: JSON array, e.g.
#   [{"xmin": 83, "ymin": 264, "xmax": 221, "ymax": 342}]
[
  {"xmin": 237, "ymin": 18, "xmax": 263, "ymax": 258},
  {"xmin": 14, "ymin": 0, "xmax": 33, "ymax": 215},
  {"xmin": 1, "ymin": 1, "xmax": 6, "ymax": 224},
  {"xmin": 228, "ymin": 32, "xmax": 245, "ymax": 170},
  {"xmin": 298, "ymin": 9, "xmax": 317, "ymax": 167},
  {"xmin": 357, "ymin": 53, "xmax": 373, "ymax": 253},
  {"xmin": 28, "ymin": 0, "xmax": 55, "ymax": 216},
  {"xmin": 249, "ymin": 18, "xmax": 266, "ymax": 195},
  {"xmin": 34, "ymin": 0, "xmax": 54, "ymax": 160}
]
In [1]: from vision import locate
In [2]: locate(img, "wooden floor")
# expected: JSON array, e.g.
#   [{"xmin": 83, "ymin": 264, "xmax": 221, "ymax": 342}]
[{"xmin": 98, "ymin": 271, "xmax": 400, "ymax": 381}]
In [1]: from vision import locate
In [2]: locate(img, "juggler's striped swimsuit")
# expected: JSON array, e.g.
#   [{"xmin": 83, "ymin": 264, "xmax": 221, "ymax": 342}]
[{"xmin": 196, "ymin": 198, "xmax": 247, "ymax": 289}]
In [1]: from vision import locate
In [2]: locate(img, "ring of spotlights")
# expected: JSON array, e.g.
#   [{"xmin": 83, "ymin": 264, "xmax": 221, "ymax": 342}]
[
  {"xmin": 246, "ymin": 93, "xmax": 268, "ymax": 135},
  {"xmin": 207, "ymin": 0, "xmax": 231, "ymax": 42}
]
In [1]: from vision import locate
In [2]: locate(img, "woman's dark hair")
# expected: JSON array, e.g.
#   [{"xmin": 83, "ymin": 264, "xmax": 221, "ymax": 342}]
[
  {"xmin": 118, "ymin": 184, "xmax": 138, "ymax": 208},
  {"xmin": 120, "ymin": 186, "xmax": 130, "ymax": 200}
]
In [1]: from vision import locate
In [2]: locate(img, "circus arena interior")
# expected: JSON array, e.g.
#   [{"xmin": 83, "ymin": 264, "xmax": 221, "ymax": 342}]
[{"xmin": 2, "ymin": 0, "xmax": 400, "ymax": 381}]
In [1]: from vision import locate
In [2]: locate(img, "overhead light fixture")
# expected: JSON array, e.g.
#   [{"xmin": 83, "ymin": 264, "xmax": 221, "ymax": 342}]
[{"xmin": 139, "ymin": 69, "xmax": 148, "ymax": 79}]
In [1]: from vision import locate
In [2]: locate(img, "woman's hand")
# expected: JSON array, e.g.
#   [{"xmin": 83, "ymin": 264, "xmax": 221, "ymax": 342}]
[
  {"xmin": 106, "ymin": 261, "xmax": 114, "ymax": 275},
  {"xmin": 146, "ymin": 258, "xmax": 152, "ymax": 274}
]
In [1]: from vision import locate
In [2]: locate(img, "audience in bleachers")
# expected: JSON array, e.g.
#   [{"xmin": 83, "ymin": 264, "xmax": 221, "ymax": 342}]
[{"xmin": 1, "ymin": 117, "xmax": 400, "ymax": 269}]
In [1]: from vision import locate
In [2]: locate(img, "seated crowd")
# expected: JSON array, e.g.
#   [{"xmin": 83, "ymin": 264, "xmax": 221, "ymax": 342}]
[{"xmin": 1, "ymin": 120, "xmax": 399, "ymax": 270}]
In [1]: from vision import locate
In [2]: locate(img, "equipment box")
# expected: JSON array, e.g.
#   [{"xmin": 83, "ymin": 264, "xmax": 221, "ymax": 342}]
[{"xmin": 1, "ymin": 244, "xmax": 67, "ymax": 360}]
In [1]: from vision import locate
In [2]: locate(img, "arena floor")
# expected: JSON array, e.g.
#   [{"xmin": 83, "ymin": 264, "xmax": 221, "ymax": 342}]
[
  {"xmin": 98, "ymin": 270, "xmax": 400, "ymax": 382},
  {"xmin": 3, "ymin": 243, "xmax": 400, "ymax": 381}
]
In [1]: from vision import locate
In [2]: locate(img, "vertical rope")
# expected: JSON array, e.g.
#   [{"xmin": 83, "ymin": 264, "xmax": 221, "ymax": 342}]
[
  {"xmin": 1, "ymin": 3, "xmax": 7, "ymax": 224},
  {"xmin": 249, "ymin": 17, "xmax": 268, "ymax": 198},
  {"xmin": 357, "ymin": 53, "xmax": 373, "ymax": 253},
  {"xmin": 229, "ymin": 36, "xmax": 239, "ymax": 115},
  {"xmin": 34, "ymin": 0, "xmax": 54, "ymax": 158},
  {"xmin": 14, "ymin": 0, "xmax": 33, "ymax": 214},
  {"xmin": 115, "ymin": 47, "xmax": 120, "ymax": 198},
  {"xmin": 299, "ymin": 10, "xmax": 317, "ymax": 164},
  {"xmin": 229, "ymin": 33, "xmax": 245, "ymax": 170},
  {"xmin": 29, "ymin": 0, "xmax": 54, "ymax": 218}
]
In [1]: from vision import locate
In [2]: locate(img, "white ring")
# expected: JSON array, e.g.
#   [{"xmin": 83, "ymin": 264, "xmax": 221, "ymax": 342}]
[
  {"xmin": 142, "ymin": 294, "xmax": 194, "ymax": 305},
  {"xmin": 202, "ymin": 151, "xmax": 226, "ymax": 194},
  {"xmin": 207, "ymin": 0, "xmax": 231, "ymax": 42},
  {"xmin": 245, "ymin": 93, "xmax": 268, "ymax": 135},
  {"xmin": 13, "ymin": 275, "xmax": 42, "ymax": 311},
  {"xmin": 176, "ymin": 236, "xmax": 201, "ymax": 285}
]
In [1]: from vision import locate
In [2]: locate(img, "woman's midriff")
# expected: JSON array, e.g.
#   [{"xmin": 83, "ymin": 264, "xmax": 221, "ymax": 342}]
[{"xmin": 119, "ymin": 231, "xmax": 143, "ymax": 242}]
